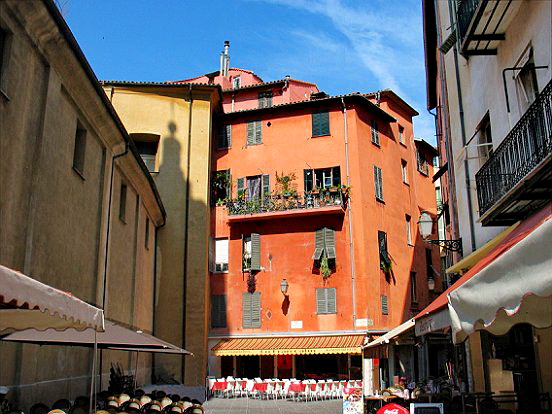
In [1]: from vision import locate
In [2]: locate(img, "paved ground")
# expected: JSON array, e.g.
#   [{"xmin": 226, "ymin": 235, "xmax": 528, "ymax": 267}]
[{"xmin": 203, "ymin": 397, "xmax": 343, "ymax": 413}]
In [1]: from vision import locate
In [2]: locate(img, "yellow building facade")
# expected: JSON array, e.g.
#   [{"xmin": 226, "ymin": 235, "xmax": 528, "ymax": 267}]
[{"xmin": 102, "ymin": 82, "xmax": 220, "ymax": 385}]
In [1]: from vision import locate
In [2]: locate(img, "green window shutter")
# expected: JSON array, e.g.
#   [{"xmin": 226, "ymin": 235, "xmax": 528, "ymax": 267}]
[
  {"xmin": 261, "ymin": 174, "xmax": 270, "ymax": 197},
  {"xmin": 211, "ymin": 295, "xmax": 227, "ymax": 328},
  {"xmin": 251, "ymin": 292, "xmax": 261, "ymax": 328},
  {"xmin": 237, "ymin": 177, "xmax": 245, "ymax": 198},
  {"xmin": 320, "ymin": 111, "xmax": 330, "ymax": 135},
  {"xmin": 371, "ymin": 120, "xmax": 379, "ymax": 145},
  {"xmin": 304, "ymin": 169, "xmax": 313, "ymax": 192},
  {"xmin": 312, "ymin": 228, "xmax": 325, "ymax": 260},
  {"xmin": 327, "ymin": 288, "xmax": 336, "ymax": 314},
  {"xmin": 225, "ymin": 124, "xmax": 232, "ymax": 148},
  {"xmin": 316, "ymin": 288, "xmax": 327, "ymax": 314},
  {"xmin": 218, "ymin": 125, "xmax": 231, "ymax": 149},
  {"xmin": 255, "ymin": 120, "xmax": 262, "ymax": 145},
  {"xmin": 324, "ymin": 228, "xmax": 336, "ymax": 259},
  {"xmin": 247, "ymin": 121, "xmax": 255, "ymax": 146},
  {"xmin": 374, "ymin": 166, "xmax": 383, "ymax": 200},
  {"xmin": 312, "ymin": 112, "xmax": 321, "ymax": 137},
  {"xmin": 378, "ymin": 231, "xmax": 390, "ymax": 266},
  {"xmin": 250, "ymin": 233, "xmax": 261, "ymax": 271},
  {"xmin": 242, "ymin": 293, "xmax": 252, "ymax": 328},
  {"xmin": 381, "ymin": 295, "xmax": 388, "ymax": 315}
]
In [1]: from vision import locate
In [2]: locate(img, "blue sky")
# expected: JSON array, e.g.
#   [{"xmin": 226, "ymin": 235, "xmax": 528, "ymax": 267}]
[{"xmin": 61, "ymin": 0, "xmax": 435, "ymax": 143}]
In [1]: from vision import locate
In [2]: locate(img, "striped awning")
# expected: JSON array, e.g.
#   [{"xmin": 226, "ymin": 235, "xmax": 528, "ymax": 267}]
[{"xmin": 211, "ymin": 334, "xmax": 365, "ymax": 356}]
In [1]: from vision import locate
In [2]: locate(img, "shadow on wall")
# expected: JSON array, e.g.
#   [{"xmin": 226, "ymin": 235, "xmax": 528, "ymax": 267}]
[{"xmin": 152, "ymin": 120, "xmax": 210, "ymax": 387}]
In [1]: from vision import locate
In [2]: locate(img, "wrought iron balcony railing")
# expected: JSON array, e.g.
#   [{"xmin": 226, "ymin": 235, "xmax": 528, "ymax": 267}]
[
  {"xmin": 226, "ymin": 190, "xmax": 348, "ymax": 216},
  {"xmin": 457, "ymin": 0, "xmax": 483, "ymax": 45},
  {"xmin": 476, "ymin": 80, "xmax": 552, "ymax": 217}
]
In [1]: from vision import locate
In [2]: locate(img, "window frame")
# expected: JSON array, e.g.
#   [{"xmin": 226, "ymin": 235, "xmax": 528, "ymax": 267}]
[
  {"xmin": 214, "ymin": 238, "xmax": 229, "ymax": 273},
  {"xmin": 416, "ymin": 150, "xmax": 429, "ymax": 176},
  {"xmin": 312, "ymin": 111, "xmax": 330, "ymax": 137},
  {"xmin": 406, "ymin": 215, "xmax": 412, "ymax": 246},
  {"xmin": 371, "ymin": 119, "xmax": 380, "ymax": 146},
  {"xmin": 211, "ymin": 294, "xmax": 227, "ymax": 328},
  {"xmin": 410, "ymin": 272, "xmax": 418, "ymax": 305},
  {"xmin": 258, "ymin": 91, "xmax": 273, "ymax": 109},
  {"xmin": 373, "ymin": 165, "xmax": 384, "ymax": 202},
  {"xmin": 72, "ymin": 121, "xmax": 87, "ymax": 178},
  {"xmin": 381, "ymin": 295, "xmax": 389, "ymax": 315},
  {"xmin": 246, "ymin": 120, "xmax": 263, "ymax": 146},
  {"xmin": 401, "ymin": 159, "xmax": 409, "ymax": 185},
  {"xmin": 398, "ymin": 125, "xmax": 405, "ymax": 145},
  {"xmin": 316, "ymin": 287, "xmax": 337, "ymax": 315},
  {"xmin": 242, "ymin": 292, "xmax": 261, "ymax": 329},
  {"xmin": 476, "ymin": 113, "xmax": 493, "ymax": 166},
  {"xmin": 217, "ymin": 124, "xmax": 232, "ymax": 150}
]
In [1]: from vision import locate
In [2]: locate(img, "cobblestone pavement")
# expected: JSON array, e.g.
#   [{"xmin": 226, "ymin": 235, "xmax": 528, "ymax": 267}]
[{"xmin": 203, "ymin": 397, "xmax": 343, "ymax": 413}]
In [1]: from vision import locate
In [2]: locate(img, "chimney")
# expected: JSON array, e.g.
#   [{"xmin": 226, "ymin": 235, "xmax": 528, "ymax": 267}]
[{"xmin": 219, "ymin": 40, "xmax": 230, "ymax": 77}]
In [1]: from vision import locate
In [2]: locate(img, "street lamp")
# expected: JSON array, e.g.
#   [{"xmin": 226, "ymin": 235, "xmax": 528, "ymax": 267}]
[
  {"xmin": 417, "ymin": 212, "xmax": 463, "ymax": 254},
  {"xmin": 280, "ymin": 279, "xmax": 289, "ymax": 296}
]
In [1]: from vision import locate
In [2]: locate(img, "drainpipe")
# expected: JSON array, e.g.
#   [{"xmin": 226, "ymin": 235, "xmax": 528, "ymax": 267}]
[
  {"xmin": 449, "ymin": 0, "xmax": 477, "ymax": 253},
  {"xmin": 181, "ymin": 84, "xmax": 194, "ymax": 383},
  {"xmin": 341, "ymin": 98, "xmax": 357, "ymax": 329}
]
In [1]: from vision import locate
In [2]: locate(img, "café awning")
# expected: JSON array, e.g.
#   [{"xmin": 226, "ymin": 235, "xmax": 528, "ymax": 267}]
[
  {"xmin": 1, "ymin": 320, "xmax": 191, "ymax": 355},
  {"xmin": 449, "ymin": 205, "xmax": 552, "ymax": 343},
  {"xmin": 363, "ymin": 319, "xmax": 414, "ymax": 358},
  {"xmin": 211, "ymin": 334, "xmax": 365, "ymax": 356},
  {"xmin": 0, "ymin": 265, "xmax": 104, "ymax": 333}
]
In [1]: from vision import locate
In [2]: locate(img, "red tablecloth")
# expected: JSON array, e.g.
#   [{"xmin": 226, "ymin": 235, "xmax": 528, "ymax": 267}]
[
  {"xmin": 212, "ymin": 381, "xmax": 227, "ymax": 391},
  {"xmin": 252, "ymin": 382, "xmax": 268, "ymax": 392},
  {"xmin": 288, "ymin": 383, "xmax": 306, "ymax": 392}
]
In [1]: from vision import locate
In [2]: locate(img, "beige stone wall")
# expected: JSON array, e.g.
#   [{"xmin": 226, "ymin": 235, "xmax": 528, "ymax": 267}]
[
  {"xmin": 0, "ymin": 0, "xmax": 163, "ymax": 408},
  {"xmin": 106, "ymin": 86, "xmax": 217, "ymax": 385}
]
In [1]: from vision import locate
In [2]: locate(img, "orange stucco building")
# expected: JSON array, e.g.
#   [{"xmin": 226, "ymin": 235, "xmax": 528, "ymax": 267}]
[{"xmin": 177, "ymin": 53, "xmax": 441, "ymax": 381}]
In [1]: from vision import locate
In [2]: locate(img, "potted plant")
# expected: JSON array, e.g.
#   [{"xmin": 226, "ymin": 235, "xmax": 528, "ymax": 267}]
[
  {"xmin": 320, "ymin": 256, "xmax": 332, "ymax": 280},
  {"xmin": 276, "ymin": 171, "xmax": 297, "ymax": 197}
]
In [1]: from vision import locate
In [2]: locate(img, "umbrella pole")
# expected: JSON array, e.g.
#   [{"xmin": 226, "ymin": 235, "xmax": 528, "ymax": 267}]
[
  {"xmin": 134, "ymin": 351, "xmax": 139, "ymax": 390},
  {"xmin": 89, "ymin": 331, "xmax": 98, "ymax": 414}
]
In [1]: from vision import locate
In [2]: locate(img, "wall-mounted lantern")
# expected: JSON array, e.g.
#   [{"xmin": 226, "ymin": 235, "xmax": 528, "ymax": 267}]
[{"xmin": 417, "ymin": 212, "xmax": 463, "ymax": 255}]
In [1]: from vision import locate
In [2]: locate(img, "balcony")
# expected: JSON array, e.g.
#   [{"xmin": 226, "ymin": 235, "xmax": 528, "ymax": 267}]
[
  {"xmin": 457, "ymin": 0, "xmax": 520, "ymax": 56},
  {"xmin": 476, "ymin": 80, "xmax": 552, "ymax": 226},
  {"xmin": 226, "ymin": 191, "xmax": 347, "ymax": 222}
]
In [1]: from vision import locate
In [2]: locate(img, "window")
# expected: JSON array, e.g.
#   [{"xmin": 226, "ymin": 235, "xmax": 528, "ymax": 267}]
[
  {"xmin": 119, "ymin": 183, "xmax": 127, "ymax": 223},
  {"xmin": 242, "ymin": 292, "xmax": 261, "ymax": 328},
  {"xmin": 410, "ymin": 272, "xmax": 418, "ymax": 304},
  {"xmin": 312, "ymin": 227, "xmax": 336, "ymax": 260},
  {"xmin": 236, "ymin": 175, "xmax": 270, "ymax": 201},
  {"xmin": 316, "ymin": 288, "xmax": 336, "ymax": 314},
  {"xmin": 515, "ymin": 48, "xmax": 539, "ymax": 112},
  {"xmin": 426, "ymin": 248, "xmax": 433, "ymax": 281},
  {"xmin": 381, "ymin": 295, "xmax": 389, "ymax": 315},
  {"xmin": 145, "ymin": 218, "xmax": 150, "ymax": 249},
  {"xmin": 130, "ymin": 133, "xmax": 160, "ymax": 172},
  {"xmin": 477, "ymin": 114, "xmax": 493, "ymax": 166},
  {"xmin": 416, "ymin": 150, "xmax": 429, "ymax": 175},
  {"xmin": 211, "ymin": 295, "xmax": 227, "ymax": 328},
  {"xmin": 312, "ymin": 111, "xmax": 330, "ymax": 137},
  {"xmin": 378, "ymin": 231, "xmax": 390, "ymax": 269},
  {"xmin": 72, "ymin": 121, "xmax": 87, "ymax": 176},
  {"xmin": 232, "ymin": 76, "xmax": 241, "ymax": 89},
  {"xmin": 398, "ymin": 125, "xmax": 405, "ymax": 144},
  {"xmin": 373, "ymin": 166, "xmax": 383, "ymax": 201},
  {"xmin": 304, "ymin": 167, "xmax": 340, "ymax": 192},
  {"xmin": 401, "ymin": 159, "xmax": 408, "ymax": 184},
  {"xmin": 242, "ymin": 233, "xmax": 260, "ymax": 271},
  {"xmin": 212, "ymin": 170, "xmax": 231, "ymax": 205},
  {"xmin": 218, "ymin": 124, "xmax": 232, "ymax": 149},
  {"xmin": 371, "ymin": 120, "xmax": 379, "ymax": 145},
  {"xmin": 214, "ymin": 238, "xmax": 229, "ymax": 272},
  {"xmin": 258, "ymin": 91, "xmax": 273, "ymax": 109},
  {"xmin": 246, "ymin": 120, "xmax": 262, "ymax": 145},
  {"xmin": 406, "ymin": 215, "xmax": 412, "ymax": 245}
]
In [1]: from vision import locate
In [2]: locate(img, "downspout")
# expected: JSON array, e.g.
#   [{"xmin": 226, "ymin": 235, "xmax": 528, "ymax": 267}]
[
  {"xmin": 449, "ymin": 0, "xmax": 476, "ymax": 253},
  {"xmin": 341, "ymin": 98, "xmax": 357, "ymax": 329},
  {"xmin": 151, "ymin": 223, "xmax": 164, "ymax": 383},
  {"xmin": 99, "ymin": 139, "xmax": 129, "ymax": 389},
  {"xmin": 181, "ymin": 84, "xmax": 194, "ymax": 383}
]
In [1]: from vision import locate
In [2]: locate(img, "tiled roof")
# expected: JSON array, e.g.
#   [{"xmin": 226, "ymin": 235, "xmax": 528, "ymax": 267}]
[
  {"xmin": 221, "ymin": 78, "xmax": 318, "ymax": 93},
  {"xmin": 100, "ymin": 80, "xmax": 221, "ymax": 89},
  {"xmin": 364, "ymin": 89, "xmax": 419, "ymax": 116}
]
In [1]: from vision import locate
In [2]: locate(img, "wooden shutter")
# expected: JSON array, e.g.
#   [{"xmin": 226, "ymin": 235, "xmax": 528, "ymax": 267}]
[
  {"xmin": 304, "ymin": 169, "xmax": 313, "ymax": 192},
  {"xmin": 371, "ymin": 120, "xmax": 379, "ymax": 145},
  {"xmin": 312, "ymin": 228, "xmax": 325, "ymax": 260},
  {"xmin": 374, "ymin": 166, "xmax": 383, "ymax": 200},
  {"xmin": 218, "ymin": 125, "xmax": 231, "ymax": 149},
  {"xmin": 320, "ymin": 111, "xmax": 330, "ymax": 135},
  {"xmin": 324, "ymin": 228, "xmax": 336, "ymax": 259},
  {"xmin": 211, "ymin": 295, "xmax": 227, "ymax": 328},
  {"xmin": 261, "ymin": 174, "xmax": 270, "ymax": 197},
  {"xmin": 237, "ymin": 177, "xmax": 245, "ymax": 197},
  {"xmin": 251, "ymin": 292, "xmax": 261, "ymax": 328},
  {"xmin": 242, "ymin": 293, "xmax": 261, "ymax": 328},
  {"xmin": 379, "ymin": 231, "xmax": 390, "ymax": 266},
  {"xmin": 208, "ymin": 237, "xmax": 215, "ymax": 272},
  {"xmin": 332, "ymin": 166, "xmax": 341, "ymax": 187},
  {"xmin": 242, "ymin": 293, "xmax": 252, "ymax": 328},
  {"xmin": 247, "ymin": 121, "xmax": 255, "ymax": 146},
  {"xmin": 255, "ymin": 121, "xmax": 262, "ymax": 145},
  {"xmin": 312, "ymin": 112, "xmax": 321, "ymax": 136},
  {"xmin": 381, "ymin": 295, "xmax": 388, "ymax": 315},
  {"xmin": 327, "ymin": 288, "xmax": 336, "ymax": 314},
  {"xmin": 250, "ymin": 233, "xmax": 261, "ymax": 271},
  {"xmin": 316, "ymin": 288, "xmax": 327, "ymax": 314}
]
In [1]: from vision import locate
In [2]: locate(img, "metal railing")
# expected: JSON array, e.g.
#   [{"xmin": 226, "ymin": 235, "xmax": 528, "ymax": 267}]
[
  {"xmin": 476, "ymin": 80, "xmax": 552, "ymax": 216},
  {"xmin": 457, "ymin": 0, "xmax": 485, "ymax": 44},
  {"xmin": 226, "ymin": 191, "xmax": 347, "ymax": 216}
]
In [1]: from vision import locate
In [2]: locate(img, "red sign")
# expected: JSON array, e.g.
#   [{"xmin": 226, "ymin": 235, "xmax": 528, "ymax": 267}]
[{"xmin": 376, "ymin": 403, "xmax": 409, "ymax": 414}]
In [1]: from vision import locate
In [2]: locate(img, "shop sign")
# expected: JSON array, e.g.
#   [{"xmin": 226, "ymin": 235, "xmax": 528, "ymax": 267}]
[{"xmin": 343, "ymin": 387, "xmax": 363, "ymax": 414}]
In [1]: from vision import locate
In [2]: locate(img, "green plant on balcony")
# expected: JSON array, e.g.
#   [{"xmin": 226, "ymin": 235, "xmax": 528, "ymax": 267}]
[
  {"xmin": 276, "ymin": 171, "xmax": 297, "ymax": 197},
  {"xmin": 320, "ymin": 256, "xmax": 332, "ymax": 280},
  {"xmin": 212, "ymin": 171, "xmax": 231, "ymax": 205}
]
